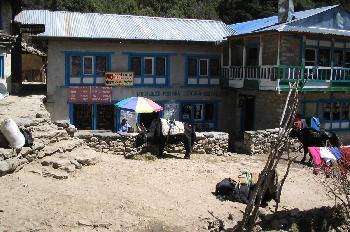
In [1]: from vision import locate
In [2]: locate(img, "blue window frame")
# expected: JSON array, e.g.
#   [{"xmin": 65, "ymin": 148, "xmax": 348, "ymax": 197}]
[
  {"xmin": 0, "ymin": 56, "xmax": 4, "ymax": 79},
  {"xmin": 64, "ymin": 51, "xmax": 112, "ymax": 86},
  {"xmin": 303, "ymin": 98, "xmax": 350, "ymax": 131},
  {"xmin": 179, "ymin": 101, "xmax": 218, "ymax": 131},
  {"xmin": 125, "ymin": 53, "xmax": 174, "ymax": 86},
  {"xmin": 185, "ymin": 54, "xmax": 220, "ymax": 85}
]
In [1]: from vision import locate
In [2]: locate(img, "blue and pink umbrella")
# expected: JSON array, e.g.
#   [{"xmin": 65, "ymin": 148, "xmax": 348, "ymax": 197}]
[{"xmin": 115, "ymin": 97, "xmax": 163, "ymax": 113}]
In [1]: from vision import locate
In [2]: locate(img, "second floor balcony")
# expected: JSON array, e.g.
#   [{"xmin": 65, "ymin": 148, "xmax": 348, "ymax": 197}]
[{"xmin": 221, "ymin": 65, "xmax": 350, "ymax": 91}]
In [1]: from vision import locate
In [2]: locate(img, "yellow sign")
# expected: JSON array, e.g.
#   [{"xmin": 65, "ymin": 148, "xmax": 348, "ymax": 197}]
[{"xmin": 105, "ymin": 72, "xmax": 134, "ymax": 86}]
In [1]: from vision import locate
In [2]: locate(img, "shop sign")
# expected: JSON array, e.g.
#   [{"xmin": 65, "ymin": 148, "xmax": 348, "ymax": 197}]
[
  {"xmin": 68, "ymin": 86, "xmax": 112, "ymax": 103},
  {"xmin": 105, "ymin": 72, "xmax": 134, "ymax": 86},
  {"xmin": 136, "ymin": 89, "xmax": 228, "ymax": 98}
]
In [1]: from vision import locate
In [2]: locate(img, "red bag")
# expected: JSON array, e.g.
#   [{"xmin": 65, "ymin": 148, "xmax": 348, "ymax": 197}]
[{"xmin": 339, "ymin": 147, "xmax": 350, "ymax": 167}]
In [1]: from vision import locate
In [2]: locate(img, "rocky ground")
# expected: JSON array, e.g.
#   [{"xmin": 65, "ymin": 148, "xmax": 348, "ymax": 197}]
[{"xmin": 0, "ymin": 95, "xmax": 342, "ymax": 231}]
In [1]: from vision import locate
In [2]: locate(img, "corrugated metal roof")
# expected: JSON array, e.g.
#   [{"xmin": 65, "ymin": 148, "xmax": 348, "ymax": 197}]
[
  {"xmin": 230, "ymin": 5, "xmax": 338, "ymax": 35},
  {"xmin": 14, "ymin": 10, "xmax": 235, "ymax": 42}
]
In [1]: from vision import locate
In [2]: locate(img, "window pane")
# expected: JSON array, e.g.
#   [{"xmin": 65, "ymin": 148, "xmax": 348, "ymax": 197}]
[
  {"xmin": 96, "ymin": 56, "xmax": 107, "ymax": 73},
  {"xmin": 182, "ymin": 104, "xmax": 192, "ymax": 120},
  {"xmin": 204, "ymin": 104, "xmax": 214, "ymax": 121},
  {"xmin": 210, "ymin": 59, "xmax": 219, "ymax": 76},
  {"xmin": 319, "ymin": 48, "xmax": 331, "ymax": 66},
  {"xmin": 144, "ymin": 57, "xmax": 153, "ymax": 75},
  {"xmin": 333, "ymin": 102, "xmax": 341, "ymax": 121},
  {"xmin": 188, "ymin": 58, "xmax": 197, "ymax": 77},
  {"xmin": 322, "ymin": 103, "xmax": 331, "ymax": 121},
  {"xmin": 83, "ymin": 56, "xmax": 93, "ymax": 75},
  {"xmin": 199, "ymin": 59, "xmax": 208, "ymax": 76},
  {"xmin": 131, "ymin": 57, "xmax": 141, "ymax": 75},
  {"xmin": 246, "ymin": 47, "xmax": 259, "ymax": 66},
  {"xmin": 156, "ymin": 57, "xmax": 166, "ymax": 76},
  {"xmin": 345, "ymin": 52, "xmax": 350, "ymax": 67},
  {"xmin": 305, "ymin": 49, "xmax": 316, "ymax": 66},
  {"xmin": 193, "ymin": 104, "xmax": 203, "ymax": 120},
  {"xmin": 341, "ymin": 103, "xmax": 350, "ymax": 120},
  {"xmin": 333, "ymin": 50, "xmax": 343, "ymax": 67},
  {"xmin": 70, "ymin": 56, "xmax": 81, "ymax": 77}
]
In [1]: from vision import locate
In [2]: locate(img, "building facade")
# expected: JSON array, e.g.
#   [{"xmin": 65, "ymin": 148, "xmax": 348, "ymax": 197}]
[
  {"xmin": 15, "ymin": 10, "xmax": 236, "ymax": 134},
  {"xmin": 223, "ymin": 5, "xmax": 350, "ymax": 142}
]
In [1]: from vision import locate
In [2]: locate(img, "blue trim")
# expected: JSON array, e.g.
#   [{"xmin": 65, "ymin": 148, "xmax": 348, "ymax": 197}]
[
  {"xmin": 0, "ymin": 56, "xmax": 4, "ymax": 79},
  {"xmin": 64, "ymin": 51, "xmax": 113, "ymax": 86},
  {"xmin": 127, "ymin": 53, "xmax": 171, "ymax": 87},
  {"xmin": 93, "ymin": 104, "xmax": 97, "ymax": 130},
  {"xmin": 123, "ymin": 52, "xmax": 177, "ymax": 56},
  {"xmin": 185, "ymin": 54, "xmax": 220, "ymax": 86}
]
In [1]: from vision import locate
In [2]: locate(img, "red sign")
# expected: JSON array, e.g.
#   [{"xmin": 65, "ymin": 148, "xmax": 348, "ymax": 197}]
[
  {"xmin": 90, "ymin": 86, "xmax": 112, "ymax": 103},
  {"xmin": 68, "ymin": 86, "xmax": 112, "ymax": 103}
]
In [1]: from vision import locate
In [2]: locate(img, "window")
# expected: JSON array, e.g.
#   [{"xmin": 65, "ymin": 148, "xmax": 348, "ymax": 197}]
[
  {"xmin": 199, "ymin": 59, "xmax": 208, "ymax": 76},
  {"xmin": 70, "ymin": 56, "xmax": 81, "ymax": 77},
  {"xmin": 96, "ymin": 56, "xmax": 107, "ymax": 73},
  {"xmin": 156, "ymin": 57, "xmax": 166, "ymax": 76},
  {"xmin": 180, "ymin": 103, "xmax": 216, "ymax": 131},
  {"xmin": 131, "ymin": 57, "xmax": 141, "ymax": 75},
  {"xmin": 66, "ymin": 52, "xmax": 111, "ymax": 85},
  {"xmin": 345, "ymin": 52, "xmax": 350, "ymax": 67},
  {"xmin": 305, "ymin": 49, "xmax": 316, "ymax": 66},
  {"xmin": 188, "ymin": 58, "xmax": 197, "ymax": 77},
  {"xmin": 319, "ymin": 100, "xmax": 350, "ymax": 130},
  {"xmin": 144, "ymin": 57, "xmax": 154, "ymax": 75},
  {"xmin": 129, "ymin": 55, "xmax": 168, "ymax": 86},
  {"xmin": 186, "ymin": 56, "xmax": 220, "ymax": 85},
  {"xmin": 83, "ymin": 56, "xmax": 93, "ymax": 75},
  {"xmin": 318, "ymin": 48, "xmax": 331, "ymax": 66},
  {"xmin": 246, "ymin": 47, "xmax": 259, "ymax": 66},
  {"xmin": 333, "ymin": 50, "xmax": 343, "ymax": 67}
]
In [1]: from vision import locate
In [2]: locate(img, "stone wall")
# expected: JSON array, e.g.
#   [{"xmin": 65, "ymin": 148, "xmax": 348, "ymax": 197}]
[
  {"xmin": 75, "ymin": 131, "xmax": 229, "ymax": 156},
  {"xmin": 243, "ymin": 128, "xmax": 301, "ymax": 155}
]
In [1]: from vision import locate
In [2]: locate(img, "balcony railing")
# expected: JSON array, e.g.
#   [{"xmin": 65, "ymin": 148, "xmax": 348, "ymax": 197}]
[{"xmin": 222, "ymin": 65, "xmax": 350, "ymax": 82}]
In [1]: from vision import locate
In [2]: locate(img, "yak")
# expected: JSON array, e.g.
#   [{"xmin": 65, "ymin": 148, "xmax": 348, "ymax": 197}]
[
  {"xmin": 289, "ymin": 126, "xmax": 340, "ymax": 163},
  {"xmin": 134, "ymin": 118, "xmax": 196, "ymax": 159}
]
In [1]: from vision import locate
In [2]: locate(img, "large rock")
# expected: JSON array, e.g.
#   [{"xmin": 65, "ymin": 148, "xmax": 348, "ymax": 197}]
[
  {"xmin": 75, "ymin": 154, "xmax": 99, "ymax": 166},
  {"xmin": 0, "ymin": 158, "xmax": 20, "ymax": 176},
  {"xmin": 54, "ymin": 120, "xmax": 70, "ymax": 129}
]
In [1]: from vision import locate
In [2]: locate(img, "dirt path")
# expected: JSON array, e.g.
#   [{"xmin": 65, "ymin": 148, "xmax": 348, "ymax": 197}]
[{"xmin": 0, "ymin": 150, "xmax": 333, "ymax": 232}]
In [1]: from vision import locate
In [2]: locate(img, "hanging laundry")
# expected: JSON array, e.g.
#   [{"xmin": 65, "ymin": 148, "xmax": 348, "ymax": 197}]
[
  {"xmin": 329, "ymin": 147, "xmax": 343, "ymax": 160},
  {"xmin": 311, "ymin": 117, "xmax": 320, "ymax": 132},
  {"xmin": 320, "ymin": 147, "xmax": 337, "ymax": 161}
]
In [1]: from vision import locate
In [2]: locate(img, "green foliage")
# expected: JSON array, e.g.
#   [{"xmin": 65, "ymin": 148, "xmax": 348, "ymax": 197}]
[{"xmin": 23, "ymin": 0, "xmax": 350, "ymax": 24}]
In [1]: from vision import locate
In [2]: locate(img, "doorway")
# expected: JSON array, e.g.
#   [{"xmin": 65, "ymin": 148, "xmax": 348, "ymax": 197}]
[
  {"xmin": 96, "ymin": 104, "xmax": 115, "ymax": 131},
  {"xmin": 139, "ymin": 112, "xmax": 159, "ymax": 130},
  {"xmin": 240, "ymin": 95, "xmax": 255, "ymax": 132},
  {"xmin": 73, "ymin": 104, "xmax": 93, "ymax": 130}
]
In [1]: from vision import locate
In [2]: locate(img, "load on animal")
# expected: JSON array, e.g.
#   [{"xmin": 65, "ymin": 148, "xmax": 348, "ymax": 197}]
[
  {"xmin": 134, "ymin": 118, "xmax": 196, "ymax": 159},
  {"xmin": 289, "ymin": 126, "xmax": 340, "ymax": 163},
  {"xmin": 0, "ymin": 118, "xmax": 33, "ymax": 149}
]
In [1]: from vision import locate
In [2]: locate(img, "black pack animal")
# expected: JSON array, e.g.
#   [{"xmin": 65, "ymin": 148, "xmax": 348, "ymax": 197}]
[
  {"xmin": 289, "ymin": 126, "xmax": 340, "ymax": 163},
  {"xmin": 19, "ymin": 128, "xmax": 34, "ymax": 148},
  {"xmin": 134, "ymin": 118, "xmax": 196, "ymax": 159},
  {"xmin": 215, "ymin": 170, "xmax": 280, "ymax": 207}
]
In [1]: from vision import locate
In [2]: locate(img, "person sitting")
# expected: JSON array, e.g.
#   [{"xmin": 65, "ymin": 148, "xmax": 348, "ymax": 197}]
[{"xmin": 119, "ymin": 119, "xmax": 131, "ymax": 132}]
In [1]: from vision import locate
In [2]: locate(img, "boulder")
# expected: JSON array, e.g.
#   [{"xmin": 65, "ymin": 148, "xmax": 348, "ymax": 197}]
[
  {"xmin": 54, "ymin": 120, "xmax": 70, "ymax": 129},
  {"xmin": 75, "ymin": 154, "xmax": 99, "ymax": 166}
]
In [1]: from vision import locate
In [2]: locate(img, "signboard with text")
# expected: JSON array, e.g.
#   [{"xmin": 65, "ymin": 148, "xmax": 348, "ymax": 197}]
[
  {"xmin": 105, "ymin": 72, "xmax": 134, "ymax": 86},
  {"xmin": 68, "ymin": 86, "xmax": 112, "ymax": 103}
]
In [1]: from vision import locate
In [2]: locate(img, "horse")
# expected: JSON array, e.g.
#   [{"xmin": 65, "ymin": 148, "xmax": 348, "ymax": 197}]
[
  {"xmin": 289, "ymin": 126, "xmax": 340, "ymax": 163},
  {"xmin": 134, "ymin": 118, "xmax": 196, "ymax": 159}
]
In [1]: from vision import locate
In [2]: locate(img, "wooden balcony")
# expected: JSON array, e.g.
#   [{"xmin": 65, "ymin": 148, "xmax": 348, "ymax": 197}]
[{"xmin": 221, "ymin": 65, "xmax": 350, "ymax": 91}]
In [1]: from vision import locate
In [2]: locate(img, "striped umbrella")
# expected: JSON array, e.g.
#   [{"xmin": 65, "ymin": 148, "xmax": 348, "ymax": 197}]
[{"xmin": 115, "ymin": 97, "xmax": 163, "ymax": 113}]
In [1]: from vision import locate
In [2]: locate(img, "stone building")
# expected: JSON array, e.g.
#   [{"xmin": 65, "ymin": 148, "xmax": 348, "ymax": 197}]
[
  {"xmin": 223, "ymin": 4, "xmax": 350, "ymax": 142},
  {"xmin": 14, "ymin": 10, "xmax": 236, "ymax": 135}
]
